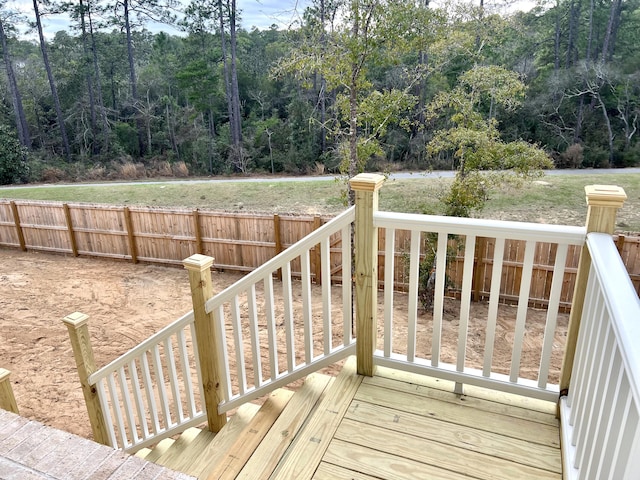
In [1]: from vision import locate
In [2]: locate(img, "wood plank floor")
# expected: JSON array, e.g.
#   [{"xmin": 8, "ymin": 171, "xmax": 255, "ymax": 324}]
[
  {"xmin": 136, "ymin": 356, "xmax": 562, "ymax": 479},
  {"xmin": 270, "ymin": 357, "xmax": 562, "ymax": 480}
]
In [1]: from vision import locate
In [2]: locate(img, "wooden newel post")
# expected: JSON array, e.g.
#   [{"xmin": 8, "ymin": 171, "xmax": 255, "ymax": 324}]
[
  {"xmin": 62, "ymin": 312, "xmax": 110, "ymax": 446},
  {"xmin": 559, "ymin": 185, "xmax": 627, "ymax": 395},
  {"xmin": 183, "ymin": 254, "xmax": 227, "ymax": 432},
  {"xmin": 350, "ymin": 173, "xmax": 386, "ymax": 377},
  {"xmin": 0, "ymin": 368, "xmax": 19, "ymax": 414}
]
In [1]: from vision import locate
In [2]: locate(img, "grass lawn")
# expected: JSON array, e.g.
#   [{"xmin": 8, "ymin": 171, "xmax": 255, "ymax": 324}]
[{"xmin": 1, "ymin": 172, "xmax": 639, "ymax": 232}]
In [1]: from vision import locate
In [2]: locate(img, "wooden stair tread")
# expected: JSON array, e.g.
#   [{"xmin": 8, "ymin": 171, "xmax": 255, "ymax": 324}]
[
  {"xmin": 156, "ymin": 402, "xmax": 260, "ymax": 477},
  {"xmin": 270, "ymin": 356, "xmax": 362, "ymax": 480},
  {"xmin": 203, "ymin": 388, "xmax": 295, "ymax": 480},
  {"xmin": 235, "ymin": 373, "xmax": 335, "ymax": 480},
  {"xmin": 142, "ymin": 437, "xmax": 175, "ymax": 463},
  {"xmin": 151, "ymin": 427, "xmax": 204, "ymax": 468}
]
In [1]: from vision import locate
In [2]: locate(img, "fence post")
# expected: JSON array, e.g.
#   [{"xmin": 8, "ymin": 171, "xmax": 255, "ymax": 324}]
[
  {"xmin": 559, "ymin": 185, "xmax": 627, "ymax": 396},
  {"xmin": 350, "ymin": 173, "xmax": 386, "ymax": 376},
  {"xmin": 183, "ymin": 254, "xmax": 227, "ymax": 432},
  {"xmin": 10, "ymin": 201, "xmax": 26, "ymax": 251},
  {"xmin": 0, "ymin": 368, "xmax": 19, "ymax": 414},
  {"xmin": 123, "ymin": 207, "xmax": 138, "ymax": 264},
  {"xmin": 62, "ymin": 312, "xmax": 110, "ymax": 446}
]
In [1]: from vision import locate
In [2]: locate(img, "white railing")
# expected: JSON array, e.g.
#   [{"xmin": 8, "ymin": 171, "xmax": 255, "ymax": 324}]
[
  {"xmin": 373, "ymin": 211, "xmax": 586, "ymax": 401},
  {"xmin": 204, "ymin": 207, "xmax": 356, "ymax": 413},
  {"xmin": 88, "ymin": 311, "xmax": 205, "ymax": 452},
  {"xmin": 560, "ymin": 233, "xmax": 640, "ymax": 480}
]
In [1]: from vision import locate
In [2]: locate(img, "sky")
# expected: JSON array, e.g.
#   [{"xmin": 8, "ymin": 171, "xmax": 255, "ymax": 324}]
[
  {"xmin": 8, "ymin": 0, "xmax": 313, "ymax": 39},
  {"xmin": 8, "ymin": 0, "xmax": 539, "ymax": 40}
]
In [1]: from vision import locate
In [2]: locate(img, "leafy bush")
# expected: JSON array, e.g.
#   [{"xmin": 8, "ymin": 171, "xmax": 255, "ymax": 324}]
[{"xmin": 0, "ymin": 125, "xmax": 29, "ymax": 185}]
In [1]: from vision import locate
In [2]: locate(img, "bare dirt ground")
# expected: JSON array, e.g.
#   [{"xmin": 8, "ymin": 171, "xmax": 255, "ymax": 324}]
[{"xmin": 0, "ymin": 248, "xmax": 568, "ymax": 441}]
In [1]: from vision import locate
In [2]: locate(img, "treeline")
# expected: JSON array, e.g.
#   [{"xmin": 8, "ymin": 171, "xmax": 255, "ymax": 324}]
[{"xmin": 0, "ymin": 0, "xmax": 639, "ymax": 185}]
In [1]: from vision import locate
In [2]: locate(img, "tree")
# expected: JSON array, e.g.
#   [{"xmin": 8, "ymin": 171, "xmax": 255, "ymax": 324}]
[
  {"xmin": 113, "ymin": 0, "xmax": 177, "ymax": 156},
  {"xmin": 275, "ymin": 0, "xmax": 440, "ymax": 202},
  {"xmin": 428, "ymin": 65, "xmax": 552, "ymax": 217},
  {"xmin": 32, "ymin": 0, "xmax": 71, "ymax": 161},
  {"xmin": 217, "ymin": 0, "xmax": 243, "ymax": 166},
  {"xmin": 0, "ymin": 6, "xmax": 31, "ymax": 149}
]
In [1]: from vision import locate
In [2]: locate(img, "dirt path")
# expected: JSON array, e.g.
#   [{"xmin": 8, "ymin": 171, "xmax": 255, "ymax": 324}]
[{"xmin": 0, "ymin": 248, "xmax": 567, "ymax": 441}]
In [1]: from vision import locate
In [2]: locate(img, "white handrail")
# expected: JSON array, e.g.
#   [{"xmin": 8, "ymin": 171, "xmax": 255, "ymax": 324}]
[
  {"xmin": 205, "ymin": 207, "xmax": 355, "ymax": 310},
  {"xmin": 89, "ymin": 311, "xmax": 195, "ymax": 385},
  {"xmin": 375, "ymin": 210, "xmax": 586, "ymax": 244},
  {"xmin": 560, "ymin": 233, "xmax": 640, "ymax": 480}
]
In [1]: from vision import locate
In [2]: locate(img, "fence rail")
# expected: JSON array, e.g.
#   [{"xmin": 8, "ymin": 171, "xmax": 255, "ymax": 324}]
[{"xmin": 2, "ymin": 199, "xmax": 639, "ymax": 305}]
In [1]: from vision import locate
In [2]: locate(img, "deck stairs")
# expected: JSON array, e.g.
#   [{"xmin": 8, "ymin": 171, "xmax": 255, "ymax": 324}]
[{"xmin": 134, "ymin": 371, "xmax": 338, "ymax": 479}]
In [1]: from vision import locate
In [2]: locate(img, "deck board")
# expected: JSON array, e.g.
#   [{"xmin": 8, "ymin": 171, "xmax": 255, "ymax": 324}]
[
  {"xmin": 334, "ymin": 418, "xmax": 560, "ymax": 479},
  {"xmin": 354, "ymin": 381, "xmax": 560, "ymax": 447},
  {"xmin": 127, "ymin": 358, "xmax": 563, "ymax": 479},
  {"xmin": 236, "ymin": 373, "xmax": 334, "ymax": 480},
  {"xmin": 345, "ymin": 399, "xmax": 562, "ymax": 473},
  {"xmin": 270, "ymin": 357, "xmax": 362, "ymax": 480}
]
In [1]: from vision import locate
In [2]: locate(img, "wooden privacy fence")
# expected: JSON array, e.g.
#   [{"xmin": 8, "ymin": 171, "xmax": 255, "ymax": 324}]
[{"xmin": 1, "ymin": 199, "xmax": 639, "ymax": 307}]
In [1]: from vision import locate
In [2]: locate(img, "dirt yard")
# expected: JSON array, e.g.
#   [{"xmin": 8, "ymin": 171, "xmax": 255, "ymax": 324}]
[{"xmin": 0, "ymin": 248, "xmax": 568, "ymax": 441}]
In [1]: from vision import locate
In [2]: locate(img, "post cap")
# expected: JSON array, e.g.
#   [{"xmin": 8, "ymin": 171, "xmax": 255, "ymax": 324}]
[
  {"xmin": 183, "ymin": 254, "xmax": 214, "ymax": 271},
  {"xmin": 585, "ymin": 185, "xmax": 627, "ymax": 208},
  {"xmin": 62, "ymin": 312, "xmax": 90, "ymax": 328},
  {"xmin": 0, "ymin": 368, "xmax": 11, "ymax": 382},
  {"xmin": 349, "ymin": 173, "xmax": 386, "ymax": 192}
]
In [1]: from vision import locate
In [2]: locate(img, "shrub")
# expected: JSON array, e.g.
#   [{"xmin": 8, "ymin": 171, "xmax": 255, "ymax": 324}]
[
  {"xmin": 0, "ymin": 125, "xmax": 29, "ymax": 185},
  {"xmin": 172, "ymin": 161, "xmax": 189, "ymax": 177},
  {"xmin": 558, "ymin": 143, "xmax": 583, "ymax": 169}
]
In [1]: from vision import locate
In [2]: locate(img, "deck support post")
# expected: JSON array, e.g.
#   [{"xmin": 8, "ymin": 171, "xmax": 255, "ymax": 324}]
[
  {"xmin": 183, "ymin": 254, "xmax": 227, "ymax": 432},
  {"xmin": 0, "ymin": 368, "xmax": 19, "ymax": 414},
  {"xmin": 350, "ymin": 173, "xmax": 386, "ymax": 376},
  {"xmin": 559, "ymin": 185, "xmax": 627, "ymax": 397},
  {"xmin": 62, "ymin": 312, "xmax": 110, "ymax": 445}
]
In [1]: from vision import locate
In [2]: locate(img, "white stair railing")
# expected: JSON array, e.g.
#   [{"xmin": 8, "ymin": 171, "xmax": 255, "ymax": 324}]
[
  {"xmin": 204, "ymin": 207, "xmax": 356, "ymax": 413},
  {"xmin": 373, "ymin": 211, "xmax": 586, "ymax": 401},
  {"xmin": 560, "ymin": 233, "xmax": 640, "ymax": 480},
  {"xmin": 88, "ymin": 311, "xmax": 205, "ymax": 452}
]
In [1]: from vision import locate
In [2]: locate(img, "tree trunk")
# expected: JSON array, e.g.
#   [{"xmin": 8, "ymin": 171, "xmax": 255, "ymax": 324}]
[
  {"xmin": 586, "ymin": 0, "xmax": 594, "ymax": 63},
  {"xmin": 229, "ymin": 0, "xmax": 242, "ymax": 145},
  {"xmin": 601, "ymin": 0, "xmax": 623, "ymax": 62},
  {"xmin": 79, "ymin": 0, "xmax": 98, "ymax": 155},
  {"xmin": 319, "ymin": 0, "xmax": 326, "ymax": 154},
  {"xmin": 594, "ymin": 91, "xmax": 614, "ymax": 166},
  {"xmin": 33, "ymin": 0, "xmax": 71, "ymax": 161},
  {"xmin": 88, "ymin": 5, "xmax": 110, "ymax": 152},
  {"xmin": 554, "ymin": 0, "xmax": 561, "ymax": 72},
  {"xmin": 218, "ymin": 0, "xmax": 237, "ymax": 149},
  {"xmin": 123, "ymin": 0, "xmax": 145, "ymax": 155},
  {"xmin": 0, "ymin": 17, "xmax": 31, "ymax": 149},
  {"xmin": 565, "ymin": 0, "xmax": 581, "ymax": 68}
]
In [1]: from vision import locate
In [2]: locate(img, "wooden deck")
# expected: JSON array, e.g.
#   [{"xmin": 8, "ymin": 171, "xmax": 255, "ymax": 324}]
[{"xmin": 137, "ymin": 356, "xmax": 562, "ymax": 479}]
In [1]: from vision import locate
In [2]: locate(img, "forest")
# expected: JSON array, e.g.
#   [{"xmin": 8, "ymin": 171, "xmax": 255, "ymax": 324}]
[{"xmin": 0, "ymin": 0, "xmax": 638, "ymax": 185}]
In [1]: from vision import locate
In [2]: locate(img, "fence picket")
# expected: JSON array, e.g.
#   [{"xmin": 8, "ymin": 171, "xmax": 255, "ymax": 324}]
[{"xmin": 2, "ymin": 199, "xmax": 638, "ymax": 301}]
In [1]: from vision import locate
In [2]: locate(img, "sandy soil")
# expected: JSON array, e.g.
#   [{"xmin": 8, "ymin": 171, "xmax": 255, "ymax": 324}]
[{"xmin": 0, "ymin": 248, "xmax": 567, "ymax": 440}]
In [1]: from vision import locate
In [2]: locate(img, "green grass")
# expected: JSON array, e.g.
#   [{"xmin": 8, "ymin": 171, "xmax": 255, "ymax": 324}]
[{"xmin": 1, "ymin": 172, "xmax": 639, "ymax": 231}]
